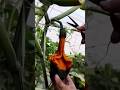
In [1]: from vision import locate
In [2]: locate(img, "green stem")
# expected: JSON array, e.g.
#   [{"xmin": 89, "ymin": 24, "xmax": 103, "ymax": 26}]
[
  {"xmin": 35, "ymin": 35, "xmax": 43, "ymax": 57},
  {"xmin": 50, "ymin": 6, "xmax": 80, "ymax": 28},
  {"xmin": 35, "ymin": 5, "xmax": 49, "ymax": 27},
  {"xmin": 51, "ymin": 6, "xmax": 80, "ymax": 20},
  {"xmin": 40, "ymin": 13, "xmax": 50, "ymax": 88}
]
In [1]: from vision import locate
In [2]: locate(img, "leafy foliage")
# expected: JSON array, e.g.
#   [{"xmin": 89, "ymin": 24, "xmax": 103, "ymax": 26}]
[
  {"xmin": 0, "ymin": 0, "xmax": 35, "ymax": 90},
  {"xmin": 86, "ymin": 64, "xmax": 120, "ymax": 90}
]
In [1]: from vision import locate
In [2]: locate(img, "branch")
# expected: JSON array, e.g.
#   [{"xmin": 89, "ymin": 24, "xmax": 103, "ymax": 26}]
[
  {"xmin": 50, "ymin": 6, "xmax": 80, "ymax": 28},
  {"xmin": 51, "ymin": 6, "xmax": 80, "ymax": 20},
  {"xmin": 40, "ymin": 13, "xmax": 50, "ymax": 88},
  {"xmin": 35, "ymin": 5, "xmax": 50, "ymax": 27}
]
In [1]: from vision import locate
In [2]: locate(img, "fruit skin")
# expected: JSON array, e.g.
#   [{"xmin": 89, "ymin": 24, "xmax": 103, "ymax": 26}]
[
  {"xmin": 47, "ymin": 0, "xmax": 80, "ymax": 6},
  {"xmin": 110, "ymin": 14, "xmax": 120, "ymax": 44}
]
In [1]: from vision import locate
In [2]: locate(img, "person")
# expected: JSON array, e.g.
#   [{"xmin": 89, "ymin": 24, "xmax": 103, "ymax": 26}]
[
  {"xmin": 54, "ymin": 74, "xmax": 77, "ymax": 90},
  {"xmin": 100, "ymin": 0, "xmax": 120, "ymax": 13},
  {"xmin": 90, "ymin": 0, "xmax": 120, "ymax": 13}
]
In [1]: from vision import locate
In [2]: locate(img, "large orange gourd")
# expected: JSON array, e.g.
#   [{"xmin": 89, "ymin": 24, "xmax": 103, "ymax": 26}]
[{"xmin": 49, "ymin": 20, "xmax": 72, "ymax": 80}]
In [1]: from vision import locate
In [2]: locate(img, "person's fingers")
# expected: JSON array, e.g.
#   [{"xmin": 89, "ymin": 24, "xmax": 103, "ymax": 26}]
[
  {"xmin": 77, "ymin": 26, "xmax": 85, "ymax": 32},
  {"xmin": 54, "ymin": 74, "xmax": 65, "ymax": 88},
  {"xmin": 66, "ymin": 75, "xmax": 74, "ymax": 85}
]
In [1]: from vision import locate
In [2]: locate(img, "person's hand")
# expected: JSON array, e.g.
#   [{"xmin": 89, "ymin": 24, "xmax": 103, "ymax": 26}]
[
  {"xmin": 76, "ymin": 25, "xmax": 85, "ymax": 32},
  {"xmin": 54, "ymin": 74, "xmax": 76, "ymax": 90},
  {"xmin": 100, "ymin": 0, "xmax": 120, "ymax": 13}
]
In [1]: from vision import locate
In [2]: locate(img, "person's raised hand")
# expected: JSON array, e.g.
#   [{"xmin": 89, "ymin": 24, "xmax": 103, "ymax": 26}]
[{"xmin": 54, "ymin": 74, "xmax": 76, "ymax": 90}]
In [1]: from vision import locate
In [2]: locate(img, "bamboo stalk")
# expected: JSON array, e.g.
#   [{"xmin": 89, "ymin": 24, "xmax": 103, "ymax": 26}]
[{"xmin": 40, "ymin": 13, "xmax": 50, "ymax": 88}]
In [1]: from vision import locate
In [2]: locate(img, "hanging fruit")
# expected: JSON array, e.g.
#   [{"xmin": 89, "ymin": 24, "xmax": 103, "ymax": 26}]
[{"xmin": 48, "ymin": 20, "xmax": 73, "ymax": 80}]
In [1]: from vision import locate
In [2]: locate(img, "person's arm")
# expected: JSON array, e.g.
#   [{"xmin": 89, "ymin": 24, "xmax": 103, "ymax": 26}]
[
  {"xmin": 89, "ymin": 0, "xmax": 120, "ymax": 13},
  {"xmin": 54, "ymin": 74, "xmax": 77, "ymax": 90},
  {"xmin": 100, "ymin": 0, "xmax": 120, "ymax": 13}
]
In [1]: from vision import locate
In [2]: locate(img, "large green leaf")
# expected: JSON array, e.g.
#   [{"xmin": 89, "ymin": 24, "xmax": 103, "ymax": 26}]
[
  {"xmin": 47, "ymin": 0, "xmax": 80, "ymax": 6},
  {"xmin": 0, "ymin": 20, "xmax": 19, "ymax": 70}
]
